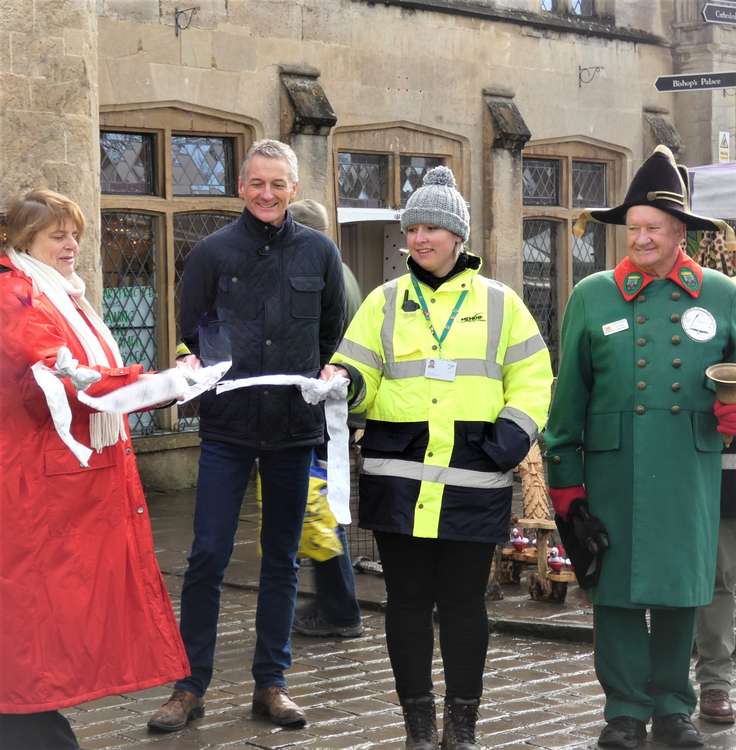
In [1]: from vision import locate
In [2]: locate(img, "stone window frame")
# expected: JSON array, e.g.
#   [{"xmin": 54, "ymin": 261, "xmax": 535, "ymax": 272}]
[
  {"xmin": 521, "ymin": 136, "xmax": 628, "ymax": 330},
  {"xmin": 332, "ymin": 121, "xmax": 468, "ymax": 213},
  {"xmin": 100, "ymin": 103, "xmax": 257, "ymax": 433}
]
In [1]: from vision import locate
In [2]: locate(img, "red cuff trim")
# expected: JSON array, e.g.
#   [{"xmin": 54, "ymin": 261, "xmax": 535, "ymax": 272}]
[{"xmin": 549, "ymin": 486, "xmax": 587, "ymax": 519}]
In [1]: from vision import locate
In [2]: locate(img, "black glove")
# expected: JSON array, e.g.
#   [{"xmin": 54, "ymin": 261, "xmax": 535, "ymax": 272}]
[{"xmin": 569, "ymin": 499, "xmax": 609, "ymax": 556}]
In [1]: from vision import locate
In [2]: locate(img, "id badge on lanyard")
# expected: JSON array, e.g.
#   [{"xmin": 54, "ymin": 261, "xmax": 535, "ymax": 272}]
[
  {"xmin": 425, "ymin": 358, "xmax": 457, "ymax": 381},
  {"xmin": 410, "ymin": 276, "xmax": 466, "ymax": 384}
]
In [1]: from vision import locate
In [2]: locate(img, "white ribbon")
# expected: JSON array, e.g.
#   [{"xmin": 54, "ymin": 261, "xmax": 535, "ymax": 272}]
[
  {"xmin": 32, "ymin": 362, "xmax": 94, "ymax": 467},
  {"xmin": 217, "ymin": 374, "xmax": 351, "ymax": 524}
]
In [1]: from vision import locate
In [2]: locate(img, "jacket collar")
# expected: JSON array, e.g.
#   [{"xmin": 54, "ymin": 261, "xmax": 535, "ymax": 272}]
[
  {"xmin": 239, "ymin": 207, "xmax": 294, "ymax": 242},
  {"xmin": 613, "ymin": 249, "xmax": 703, "ymax": 301},
  {"xmin": 409, "ymin": 252, "xmax": 482, "ymax": 291}
]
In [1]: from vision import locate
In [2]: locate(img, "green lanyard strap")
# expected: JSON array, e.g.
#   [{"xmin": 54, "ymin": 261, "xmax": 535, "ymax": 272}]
[{"xmin": 410, "ymin": 275, "xmax": 468, "ymax": 352}]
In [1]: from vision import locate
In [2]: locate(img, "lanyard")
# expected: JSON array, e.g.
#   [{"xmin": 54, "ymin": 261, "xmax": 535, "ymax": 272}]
[{"xmin": 410, "ymin": 276, "xmax": 468, "ymax": 352}]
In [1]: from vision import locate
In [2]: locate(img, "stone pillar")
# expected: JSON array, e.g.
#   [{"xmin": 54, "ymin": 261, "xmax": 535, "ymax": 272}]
[
  {"xmin": 482, "ymin": 86, "xmax": 532, "ymax": 293},
  {"xmin": 1, "ymin": 0, "xmax": 102, "ymax": 308},
  {"xmin": 671, "ymin": 1, "xmax": 736, "ymax": 166},
  {"xmin": 279, "ymin": 65, "xmax": 338, "ymax": 241}
]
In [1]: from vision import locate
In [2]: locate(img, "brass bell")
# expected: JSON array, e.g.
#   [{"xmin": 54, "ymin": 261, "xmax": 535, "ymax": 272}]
[{"xmin": 706, "ymin": 363, "xmax": 736, "ymax": 447}]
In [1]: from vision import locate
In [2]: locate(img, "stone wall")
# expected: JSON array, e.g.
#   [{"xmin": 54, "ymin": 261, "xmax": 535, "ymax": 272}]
[
  {"xmin": 95, "ymin": 0, "xmax": 674, "ymax": 281},
  {"xmin": 1, "ymin": 0, "xmax": 102, "ymax": 307}
]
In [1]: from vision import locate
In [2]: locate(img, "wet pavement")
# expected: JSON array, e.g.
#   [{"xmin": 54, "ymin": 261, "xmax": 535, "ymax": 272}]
[{"xmin": 63, "ymin": 487, "xmax": 736, "ymax": 749}]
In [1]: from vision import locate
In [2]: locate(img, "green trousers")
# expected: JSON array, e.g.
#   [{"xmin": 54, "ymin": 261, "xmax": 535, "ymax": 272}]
[{"xmin": 594, "ymin": 605, "xmax": 697, "ymax": 721}]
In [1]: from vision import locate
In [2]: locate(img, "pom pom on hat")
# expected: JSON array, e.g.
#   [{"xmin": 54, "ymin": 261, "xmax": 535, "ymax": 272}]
[
  {"xmin": 401, "ymin": 164, "xmax": 469, "ymax": 242},
  {"xmin": 422, "ymin": 165, "xmax": 457, "ymax": 189}
]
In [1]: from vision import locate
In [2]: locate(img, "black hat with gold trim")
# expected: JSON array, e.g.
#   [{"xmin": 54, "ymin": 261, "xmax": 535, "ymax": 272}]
[{"xmin": 574, "ymin": 145, "xmax": 735, "ymax": 249}]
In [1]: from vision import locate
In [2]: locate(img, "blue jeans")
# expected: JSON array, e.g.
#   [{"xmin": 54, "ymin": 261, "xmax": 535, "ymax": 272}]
[
  {"xmin": 176, "ymin": 439, "xmax": 312, "ymax": 695},
  {"xmin": 311, "ymin": 525, "xmax": 362, "ymax": 626}
]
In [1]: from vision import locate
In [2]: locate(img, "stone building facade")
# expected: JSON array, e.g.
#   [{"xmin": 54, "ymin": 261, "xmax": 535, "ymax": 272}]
[{"xmin": 2, "ymin": 0, "xmax": 734, "ymax": 485}]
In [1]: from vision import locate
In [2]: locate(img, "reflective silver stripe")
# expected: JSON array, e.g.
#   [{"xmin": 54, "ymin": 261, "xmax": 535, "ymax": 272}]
[
  {"xmin": 499, "ymin": 405, "xmax": 539, "ymax": 441},
  {"xmin": 480, "ymin": 278, "xmax": 506, "ymax": 368},
  {"xmin": 453, "ymin": 359, "xmax": 503, "ymax": 379},
  {"xmin": 337, "ymin": 338, "xmax": 383, "ymax": 371},
  {"xmin": 362, "ymin": 457, "xmax": 514, "ymax": 489},
  {"xmin": 504, "ymin": 333, "xmax": 547, "ymax": 365},
  {"xmin": 383, "ymin": 358, "xmax": 503, "ymax": 380},
  {"xmin": 384, "ymin": 360, "xmax": 426, "ymax": 379},
  {"xmin": 723, "ymin": 453, "xmax": 736, "ymax": 470},
  {"xmin": 381, "ymin": 279, "xmax": 400, "ymax": 364}
]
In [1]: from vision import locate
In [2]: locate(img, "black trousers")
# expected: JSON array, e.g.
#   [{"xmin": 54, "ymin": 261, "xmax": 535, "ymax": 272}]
[
  {"xmin": 374, "ymin": 531, "xmax": 495, "ymax": 701},
  {"xmin": 0, "ymin": 712, "xmax": 78, "ymax": 750}
]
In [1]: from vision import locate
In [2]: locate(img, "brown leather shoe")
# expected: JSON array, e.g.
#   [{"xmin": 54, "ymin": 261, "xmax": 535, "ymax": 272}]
[
  {"xmin": 147, "ymin": 689, "xmax": 205, "ymax": 732},
  {"xmin": 699, "ymin": 688, "xmax": 735, "ymax": 724},
  {"xmin": 252, "ymin": 686, "xmax": 306, "ymax": 727}
]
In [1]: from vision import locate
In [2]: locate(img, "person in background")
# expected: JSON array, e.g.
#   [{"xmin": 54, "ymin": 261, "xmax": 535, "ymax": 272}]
[
  {"xmin": 148, "ymin": 140, "xmax": 345, "ymax": 733},
  {"xmin": 324, "ymin": 166, "xmax": 553, "ymax": 749},
  {"xmin": 0, "ymin": 189, "xmax": 189, "ymax": 750},
  {"xmin": 695, "ymin": 436, "xmax": 736, "ymax": 724},
  {"xmin": 288, "ymin": 198, "xmax": 364, "ymax": 638},
  {"xmin": 544, "ymin": 145, "xmax": 736, "ymax": 749}
]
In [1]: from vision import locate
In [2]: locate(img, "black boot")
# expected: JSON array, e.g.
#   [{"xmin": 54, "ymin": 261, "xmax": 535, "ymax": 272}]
[
  {"xmin": 401, "ymin": 695, "xmax": 438, "ymax": 750},
  {"xmin": 441, "ymin": 697, "xmax": 480, "ymax": 749}
]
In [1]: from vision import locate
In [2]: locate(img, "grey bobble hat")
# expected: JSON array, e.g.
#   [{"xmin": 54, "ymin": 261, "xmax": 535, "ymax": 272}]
[{"xmin": 400, "ymin": 165, "xmax": 469, "ymax": 242}]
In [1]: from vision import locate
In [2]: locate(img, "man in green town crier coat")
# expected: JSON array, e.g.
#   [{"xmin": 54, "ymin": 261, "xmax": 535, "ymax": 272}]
[{"xmin": 544, "ymin": 145, "xmax": 736, "ymax": 750}]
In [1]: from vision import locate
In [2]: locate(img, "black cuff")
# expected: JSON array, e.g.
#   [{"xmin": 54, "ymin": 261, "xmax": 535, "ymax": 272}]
[{"xmin": 481, "ymin": 417, "xmax": 531, "ymax": 471}]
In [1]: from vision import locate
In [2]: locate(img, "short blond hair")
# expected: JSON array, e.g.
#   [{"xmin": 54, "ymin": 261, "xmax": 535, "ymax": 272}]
[{"xmin": 5, "ymin": 189, "xmax": 86, "ymax": 251}]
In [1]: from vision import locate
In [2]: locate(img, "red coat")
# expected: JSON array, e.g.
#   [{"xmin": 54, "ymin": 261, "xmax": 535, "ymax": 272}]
[{"xmin": 0, "ymin": 256, "xmax": 189, "ymax": 713}]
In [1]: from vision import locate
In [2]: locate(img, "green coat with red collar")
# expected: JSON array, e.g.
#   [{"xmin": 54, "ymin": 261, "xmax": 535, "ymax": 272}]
[{"xmin": 544, "ymin": 252, "xmax": 736, "ymax": 608}]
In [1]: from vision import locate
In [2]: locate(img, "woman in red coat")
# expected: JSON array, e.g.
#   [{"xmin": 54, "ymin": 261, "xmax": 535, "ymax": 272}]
[{"xmin": 0, "ymin": 189, "xmax": 189, "ymax": 749}]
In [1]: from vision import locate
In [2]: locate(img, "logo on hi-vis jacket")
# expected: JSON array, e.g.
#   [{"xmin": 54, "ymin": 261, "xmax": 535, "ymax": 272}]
[
  {"xmin": 623, "ymin": 273, "xmax": 643, "ymax": 295},
  {"xmin": 460, "ymin": 313, "xmax": 485, "ymax": 322},
  {"xmin": 679, "ymin": 267, "xmax": 700, "ymax": 292}
]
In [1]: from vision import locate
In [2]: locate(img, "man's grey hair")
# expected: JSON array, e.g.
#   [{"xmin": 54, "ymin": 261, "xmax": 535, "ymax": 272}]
[{"xmin": 240, "ymin": 139, "xmax": 299, "ymax": 184}]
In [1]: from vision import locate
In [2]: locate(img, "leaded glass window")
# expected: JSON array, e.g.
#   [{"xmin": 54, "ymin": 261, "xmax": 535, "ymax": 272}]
[
  {"xmin": 523, "ymin": 158, "xmax": 560, "ymax": 206},
  {"xmin": 101, "ymin": 211, "xmax": 158, "ymax": 435},
  {"xmin": 400, "ymin": 155, "xmax": 445, "ymax": 207},
  {"xmin": 573, "ymin": 161, "xmax": 607, "ymax": 207},
  {"xmin": 172, "ymin": 135, "xmax": 236, "ymax": 196},
  {"xmin": 540, "ymin": 0, "xmax": 556, "ymax": 10},
  {"xmin": 573, "ymin": 223, "xmax": 606, "ymax": 285},
  {"xmin": 523, "ymin": 219, "xmax": 559, "ymax": 369},
  {"xmin": 571, "ymin": 0, "xmax": 594, "ymax": 15},
  {"xmin": 174, "ymin": 212, "xmax": 238, "ymax": 431},
  {"xmin": 337, "ymin": 152, "xmax": 389, "ymax": 208},
  {"xmin": 100, "ymin": 132, "xmax": 155, "ymax": 195}
]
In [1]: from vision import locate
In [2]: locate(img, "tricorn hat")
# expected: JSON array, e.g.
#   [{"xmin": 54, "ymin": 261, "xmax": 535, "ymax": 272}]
[{"xmin": 574, "ymin": 145, "xmax": 735, "ymax": 250}]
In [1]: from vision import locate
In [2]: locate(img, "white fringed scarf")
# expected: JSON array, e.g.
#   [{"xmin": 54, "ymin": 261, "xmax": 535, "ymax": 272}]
[{"xmin": 8, "ymin": 248, "xmax": 127, "ymax": 451}]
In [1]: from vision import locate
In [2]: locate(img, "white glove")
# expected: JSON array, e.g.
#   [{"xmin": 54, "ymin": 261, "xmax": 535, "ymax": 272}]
[{"xmin": 54, "ymin": 346, "xmax": 102, "ymax": 391}]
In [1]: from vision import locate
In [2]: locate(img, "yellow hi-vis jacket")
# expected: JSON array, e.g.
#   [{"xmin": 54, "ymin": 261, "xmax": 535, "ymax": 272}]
[{"xmin": 332, "ymin": 258, "xmax": 553, "ymax": 542}]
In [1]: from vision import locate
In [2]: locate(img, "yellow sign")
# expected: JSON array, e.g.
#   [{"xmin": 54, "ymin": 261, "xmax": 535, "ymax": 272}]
[{"xmin": 719, "ymin": 131, "xmax": 731, "ymax": 162}]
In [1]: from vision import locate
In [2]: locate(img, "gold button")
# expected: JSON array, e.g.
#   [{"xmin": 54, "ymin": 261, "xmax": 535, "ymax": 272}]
[
  {"xmin": 671, "ymin": 291, "xmax": 681, "ymax": 300},
  {"xmin": 636, "ymin": 315, "xmax": 646, "ymax": 324},
  {"xmin": 672, "ymin": 383, "xmax": 681, "ymax": 392},
  {"xmin": 636, "ymin": 337, "xmax": 647, "ymax": 346},
  {"xmin": 553, "ymin": 455, "xmax": 561, "ymax": 464},
  {"xmin": 635, "ymin": 405, "xmax": 646, "ymax": 415},
  {"xmin": 672, "ymin": 335, "xmax": 681, "ymax": 345},
  {"xmin": 637, "ymin": 381, "xmax": 647, "ymax": 390},
  {"xmin": 672, "ymin": 358, "xmax": 682, "ymax": 368},
  {"xmin": 670, "ymin": 313, "xmax": 680, "ymax": 323},
  {"xmin": 637, "ymin": 358, "xmax": 647, "ymax": 368},
  {"xmin": 671, "ymin": 405, "xmax": 681, "ymax": 415}
]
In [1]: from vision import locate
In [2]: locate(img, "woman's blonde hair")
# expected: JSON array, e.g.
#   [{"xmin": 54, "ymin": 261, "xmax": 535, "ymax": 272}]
[{"xmin": 5, "ymin": 189, "xmax": 86, "ymax": 251}]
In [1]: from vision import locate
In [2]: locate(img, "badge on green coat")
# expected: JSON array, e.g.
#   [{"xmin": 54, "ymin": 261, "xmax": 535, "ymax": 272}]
[
  {"xmin": 624, "ymin": 273, "xmax": 643, "ymax": 295},
  {"xmin": 679, "ymin": 268, "xmax": 700, "ymax": 292}
]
